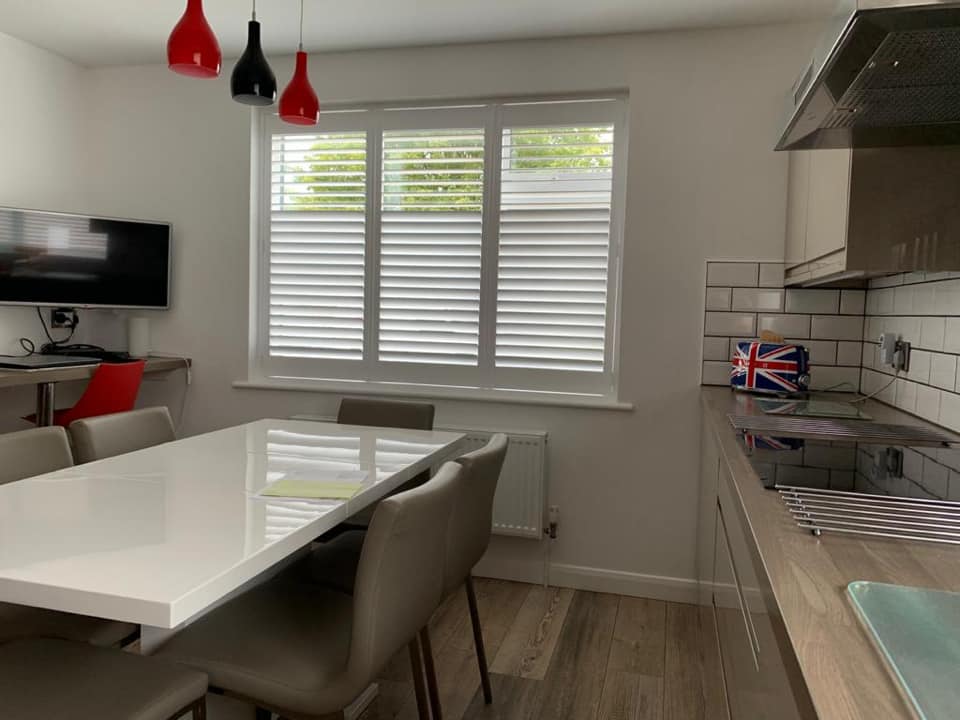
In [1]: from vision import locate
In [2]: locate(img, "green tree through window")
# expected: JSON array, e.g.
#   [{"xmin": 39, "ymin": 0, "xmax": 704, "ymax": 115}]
[{"xmin": 281, "ymin": 127, "xmax": 612, "ymax": 211}]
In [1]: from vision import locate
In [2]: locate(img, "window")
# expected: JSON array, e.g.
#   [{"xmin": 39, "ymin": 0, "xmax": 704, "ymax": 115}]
[{"xmin": 254, "ymin": 97, "xmax": 626, "ymax": 399}]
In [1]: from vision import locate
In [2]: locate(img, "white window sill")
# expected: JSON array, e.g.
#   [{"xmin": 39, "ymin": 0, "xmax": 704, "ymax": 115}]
[{"xmin": 232, "ymin": 377, "xmax": 634, "ymax": 411}]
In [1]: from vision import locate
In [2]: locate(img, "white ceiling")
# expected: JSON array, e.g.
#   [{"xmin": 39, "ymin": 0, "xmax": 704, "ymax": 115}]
[{"xmin": 0, "ymin": 0, "xmax": 832, "ymax": 67}]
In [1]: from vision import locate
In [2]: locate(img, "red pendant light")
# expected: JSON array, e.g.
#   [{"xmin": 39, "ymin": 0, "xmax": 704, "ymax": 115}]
[
  {"xmin": 167, "ymin": 0, "xmax": 222, "ymax": 78},
  {"xmin": 279, "ymin": 0, "xmax": 319, "ymax": 126}
]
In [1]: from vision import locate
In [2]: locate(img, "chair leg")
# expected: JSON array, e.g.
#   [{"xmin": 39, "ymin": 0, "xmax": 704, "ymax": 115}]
[
  {"xmin": 420, "ymin": 626, "xmax": 443, "ymax": 720},
  {"xmin": 465, "ymin": 575, "xmax": 493, "ymax": 705},
  {"xmin": 255, "ymin": 708, "xmax": 272, "ymax": 720},
  {"xmin": 194, "ymin": 698, "xmax": 207, "ymax": 720},
  {"xmin": 408, "ymin": 636, "xmax": 432, "ymax": 720}
]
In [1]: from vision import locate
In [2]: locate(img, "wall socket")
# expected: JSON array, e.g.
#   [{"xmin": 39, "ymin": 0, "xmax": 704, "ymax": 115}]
[
  {"xmin": 50, "ymin": 307, "xmax": 78, "ymax": 330},
  {"xmin": 879, "ymin": 333, "xmax": 911, "ymax": 372}
]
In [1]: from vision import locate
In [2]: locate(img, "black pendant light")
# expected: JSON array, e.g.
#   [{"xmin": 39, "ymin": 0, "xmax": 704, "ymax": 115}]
[{"xmin": 231, "ymin": 0, "xmax": 277, "ymax": 106}]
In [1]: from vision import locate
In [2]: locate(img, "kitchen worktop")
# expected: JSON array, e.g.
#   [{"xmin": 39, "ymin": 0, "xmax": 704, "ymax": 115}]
[{"xmin": 701, "ymin": 387, "xmax": 960, "ymax": 720}]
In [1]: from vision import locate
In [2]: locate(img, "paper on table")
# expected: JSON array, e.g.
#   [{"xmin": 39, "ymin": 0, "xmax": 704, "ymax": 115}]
[{"xmin": 257, "ymin": 470, "xmax": 368, "ymax": 500}]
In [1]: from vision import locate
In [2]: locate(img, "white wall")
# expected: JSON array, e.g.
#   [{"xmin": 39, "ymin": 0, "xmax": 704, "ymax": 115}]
[
  {"xmin": 0, "ymin": 32, "xmax": 103, "ymax": 423},
  {"xmin": 47, "ymin": 23, "xmax": 820, "ymax": 598}
]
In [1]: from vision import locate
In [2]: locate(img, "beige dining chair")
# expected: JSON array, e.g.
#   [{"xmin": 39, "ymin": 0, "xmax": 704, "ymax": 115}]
[
  {"xmin": 155, "ymin": 461, "xmax": 462, "ymax": 720},
  {"xmin": 290, "ymin": 434, "xmax": 510, "ymax": 713},
  {"xmin": 0, "ymin": 426, "xmax": 138, "ymax": 647},
  {"xmin": 0, "ymin": 425, "xmax": 74, "ymax": 486},
  {"xmin": 0, "ymin": 637, "xmax": 208, "ymax": 720},
  {"xmin": 69, "ymin": 406, "xmax": 176, "ymax": 463},
  {"xmin": 335, "ymin": 397, "xmax": 435, "ymax": 530}
]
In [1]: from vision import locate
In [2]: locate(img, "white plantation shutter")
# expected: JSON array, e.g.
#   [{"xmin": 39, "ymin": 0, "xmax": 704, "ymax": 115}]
[
  {"xmin": 257, "ymin": 99, "xmax": 624, "ymax": 399},
  {"xmin": 379, "ymin": 128, "xmax": 484, "ymax": 366},
  {"xmin": 269, "ymin": 131, "xmax": 367, "ymax": 361},
  {"xmin": 496, "ymin": 125, "xmax": 615, "ymax": 373}
]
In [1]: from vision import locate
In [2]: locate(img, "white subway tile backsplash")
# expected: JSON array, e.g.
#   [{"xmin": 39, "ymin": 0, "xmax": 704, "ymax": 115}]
[
  {"xmin": 934, "ymin": 279, "xmax": 960, "ymax": 315},
  {"xmin": 872, "ymin": 288, "xmax": 895, "ymax": 315},
  {"xmin": 917, "ymin": 384, "xmax": 942, "ymax": 421},
  {"xmin": 939, "ymin": 391, "xmax": 960, "ymax": 432},
  {"xmin": 795, "ymin": 339, "xmax": 836, "ymax": 366},
  {"xmin": 705, "ymin": 287, "xmax": 732, "ymax": 311},
  {"xmin": 810, "ymin": 366, "xmax": 860, "ymax": 392},
  {"xmin": 891, "ymin": 316, "xmax": 923, "ymax": 341},
  {"xmin": 707, "ymin": 262, "xmax": 758, "ymax": 287},
  {"xmin": 905, "ymin": 350, "xmax": 932, "ymax": 384},
  {"xmin": 702, "ymin": 361, "xmax": 732, "ymax": 386},
  {"xmin": 930, "ymin": 353, "xmax": 958, "ymax": 390},
  {"xmin": 836, "ymin": 341, "xmax": 862, "ymax": 367},
  {"xmin": 920, "ymin": 316, "xmax": 947, "ymax": 351},
  {"xmin": 785, "ymin": 289, "xmax": 839, "ymax": 314},
  {"xmin": 840, "ymin": 290, "xmax": 866, "ymax": 316},
  {"xmin": 945, "ymin": 317, "xmax": 960, "ymax": 353},
  {"xmin": 758, "ymin": 314, "xmax": 811, "ymax": 339},
  {"xmin": 702, "ymin": 337, "xmax": 730, "ymax": 362},
  {"xmin": 702, "ymin": 264, "xmax": 960, "ymax": 416},
  {"xmin": 811, "ymin": 315, "xmax": 863, "ymax": 341},
  {"xmin": 705, "ymin": 312, "xmax": 756, "ymax": 337},
  {"xmin": 863, "ymin": 369, "xmax": 897, "ymax": 404},
  {"xmin": 758, "ymin": 263, "xmax": 785, "ymax": 288},
  {"xmin": 914, "ymin": 285, "xmax": 937, "ymax": 315},
  {"xmin": 895, "ymin": 379, "xmax": 918, "ymax": 413},
  {"xmin": 731, "ymin": 288, "xmax": 784, "ymax": 312},
  {"xmin": 894, "ymin": 285, "xmax": 915, "ymax": 314}
]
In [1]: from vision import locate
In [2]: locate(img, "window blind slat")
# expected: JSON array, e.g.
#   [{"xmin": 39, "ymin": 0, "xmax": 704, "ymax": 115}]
[
  {"xmin": 269, "ymin": 131, "xmax": 367, "ymax": 361},
  {"xmin": 495, "ymin": 125, "xmax": 615, "ymax": 373},
  {"xmin": 379, "ymin": 128, "xmax": 484, "ymax": 366}
]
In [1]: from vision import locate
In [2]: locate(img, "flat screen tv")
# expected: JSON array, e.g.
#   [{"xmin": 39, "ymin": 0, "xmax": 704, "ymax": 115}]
[{"xmin": 0, "ymin": 207, "xmax": 171, "ymax": 309}]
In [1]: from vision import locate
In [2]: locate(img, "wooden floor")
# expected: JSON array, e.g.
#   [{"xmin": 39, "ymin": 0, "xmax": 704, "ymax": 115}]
[{"xmin": 359, "ymin": 579, "xmax": 723, "ymax": 720}]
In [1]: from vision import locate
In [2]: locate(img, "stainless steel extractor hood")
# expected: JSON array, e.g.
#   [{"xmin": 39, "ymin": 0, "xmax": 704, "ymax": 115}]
[{"xmin": 777, "ymin": 0, "xmax": 960, "ymax": 150}]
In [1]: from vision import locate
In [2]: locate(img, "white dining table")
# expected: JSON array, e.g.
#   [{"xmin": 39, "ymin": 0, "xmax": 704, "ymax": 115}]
[{"xmin": 0, "ymin": 419, "xmax": 465, "ymax": 658}]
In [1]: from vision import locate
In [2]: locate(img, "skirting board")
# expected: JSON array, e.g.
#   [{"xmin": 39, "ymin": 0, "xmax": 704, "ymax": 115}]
[{"xmin": 474, "ymin": 559, "xmax": 698, "ymax": 604}]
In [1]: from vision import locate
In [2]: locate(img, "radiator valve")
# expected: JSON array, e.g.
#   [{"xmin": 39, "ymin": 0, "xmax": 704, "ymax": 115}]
[{"xmin": 545, "ymin": 505, "xmax": 559, "ymax": 539}]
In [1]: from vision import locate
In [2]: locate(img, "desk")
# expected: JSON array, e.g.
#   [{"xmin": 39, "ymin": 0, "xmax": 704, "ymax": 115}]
[
  {"xmin": 0, "ymin": 356, "xmax": 190, "ymax": 425},
  {"xmin": 0, "ymin": 419, "xmax": 464, "ymax": 635}
]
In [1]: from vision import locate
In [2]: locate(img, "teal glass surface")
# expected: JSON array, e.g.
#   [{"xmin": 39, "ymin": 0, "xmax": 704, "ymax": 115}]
[{"xmin": 848, "ymin": 581, "xmax": 960, "ymax": 720}]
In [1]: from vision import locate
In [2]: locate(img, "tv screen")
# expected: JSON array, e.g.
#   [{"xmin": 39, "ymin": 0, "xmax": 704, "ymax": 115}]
[{"xmin": 0, "ymin": 208, "xmax": 171, "ymax": 309}]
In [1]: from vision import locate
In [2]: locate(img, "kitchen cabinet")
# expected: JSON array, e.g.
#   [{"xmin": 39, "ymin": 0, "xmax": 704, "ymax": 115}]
[
  {"xmin": 783, "ymin": 146, "xmax": 960, "ymax": 286},
  {"xmin": 698, "ymin": 418, "xmax": 813, "ymax": 720},
  {"xmin": 716, "ymin": 465, "xmax": 803, "ymax": 720},
  {"xmin": 698, "ymin": 414, "xmax": 731, "ymax": 720},
  {"xmin": 784, "ymin": 149, "xmax": 852, "ymax": 285}
]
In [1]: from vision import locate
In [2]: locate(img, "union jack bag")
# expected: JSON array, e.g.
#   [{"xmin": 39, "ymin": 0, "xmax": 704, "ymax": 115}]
[{"xmin": 731, "ymin": 342, "xmax": 809, "ymax": 395}]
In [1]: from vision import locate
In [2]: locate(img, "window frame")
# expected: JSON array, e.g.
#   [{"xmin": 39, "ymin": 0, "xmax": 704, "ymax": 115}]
[{"xmin": 251, "ymin": 95, "xmax": 628, "ymax": 401}]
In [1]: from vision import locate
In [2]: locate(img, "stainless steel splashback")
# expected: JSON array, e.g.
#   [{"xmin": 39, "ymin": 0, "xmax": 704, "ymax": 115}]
[
  {"xmin": 845, "ymin": 146, "xmax": 960, "ymax": 274},
  {"xmin": 778, "ymin": 0, "xmax": 960, "ymax": 150}
]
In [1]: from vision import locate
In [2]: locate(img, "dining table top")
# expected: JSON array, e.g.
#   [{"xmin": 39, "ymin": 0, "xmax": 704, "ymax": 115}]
[{"xmin": 0, "ymin": 419, "xmax": 465, "ymax": 629}]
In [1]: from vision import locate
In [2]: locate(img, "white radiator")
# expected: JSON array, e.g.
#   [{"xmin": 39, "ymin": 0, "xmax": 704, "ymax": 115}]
[
  {"xmin": 439, "ymin": 427, "xmax": 548, "ymax": 540},
  {"xmin": 290, "ymin": 414, "xmax": 548, "ymax": 540}
]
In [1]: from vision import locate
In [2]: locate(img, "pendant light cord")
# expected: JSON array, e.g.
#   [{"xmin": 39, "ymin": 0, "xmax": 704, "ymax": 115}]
[
  {"xmin": 251, "ymin": 0, "xmax": 256, "ymax": 21},
  {"xmin": 298, "ymin": 0, "xmax": 304, "ymax": 51}
]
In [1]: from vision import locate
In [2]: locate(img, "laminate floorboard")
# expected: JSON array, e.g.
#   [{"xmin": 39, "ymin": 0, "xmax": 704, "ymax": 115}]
[{"xmin": 359, "ymin": 580, "xmax": 723, "ymax": 720}]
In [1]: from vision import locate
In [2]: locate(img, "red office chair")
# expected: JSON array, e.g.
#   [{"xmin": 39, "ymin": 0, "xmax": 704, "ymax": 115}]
[{"xmin": 25, "ymin": 361, "xmax": 146, "ymax": 428}]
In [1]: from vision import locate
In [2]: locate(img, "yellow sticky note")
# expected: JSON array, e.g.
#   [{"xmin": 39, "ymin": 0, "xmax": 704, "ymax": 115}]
[{"xmin": 260, "ymin": 479, "xmax": 363, "ymax": 500}]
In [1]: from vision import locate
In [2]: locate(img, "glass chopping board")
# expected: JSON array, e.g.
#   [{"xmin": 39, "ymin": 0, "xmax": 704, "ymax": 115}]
[
  {"xmin": 758, "ymin": 399, "xmax": 872, "ymax": 420},
  {"xmin": 848, "ymin": 581, "xmax": 960, "ymax": 720}
]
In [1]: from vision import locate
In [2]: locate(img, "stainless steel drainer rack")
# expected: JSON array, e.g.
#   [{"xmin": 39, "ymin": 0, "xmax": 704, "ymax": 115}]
[
  {"xmin": 729, "ymin": 414, "xmax": 957, "ymax": 447},
  {"xmin": 778, "ymin": 485, "xmax": 960, "ymax": 545}
]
